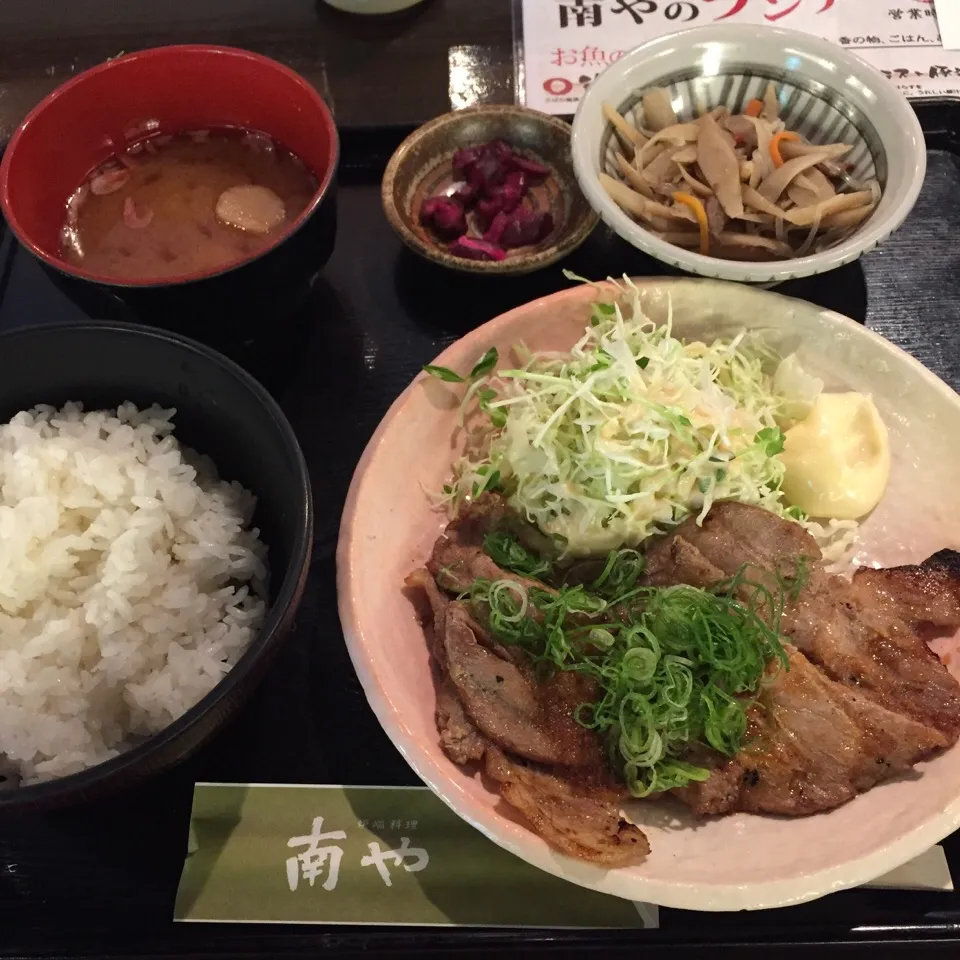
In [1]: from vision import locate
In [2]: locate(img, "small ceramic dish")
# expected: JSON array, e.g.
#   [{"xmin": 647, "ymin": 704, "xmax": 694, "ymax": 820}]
[
  {"xmin": 338, "ymin": 278, "xmax": 960, "ymax": 911},
  {"xmin": 571, "ymin": 24, "xmax": 927, "ymax": 284},
  {"xmin": 382, "ymin": 105, "xmax": 599, "ymax": 275}
]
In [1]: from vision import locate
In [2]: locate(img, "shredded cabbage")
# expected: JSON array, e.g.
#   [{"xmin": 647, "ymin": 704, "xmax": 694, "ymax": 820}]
[{"xmin": 441, "ymin": 276, "xmax": 845, "ymax": 557}]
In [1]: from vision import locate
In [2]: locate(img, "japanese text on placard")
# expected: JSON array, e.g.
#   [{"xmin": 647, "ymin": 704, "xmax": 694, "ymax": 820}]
[{"xmin": 285, "ymin": 816, "xmax": 429, "ymax": 892}]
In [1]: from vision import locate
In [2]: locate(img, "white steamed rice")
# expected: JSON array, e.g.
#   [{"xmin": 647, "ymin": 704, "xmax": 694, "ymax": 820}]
[{"xmin": 0, "ymin": 402, "xmax": 267, "ymax": 784}]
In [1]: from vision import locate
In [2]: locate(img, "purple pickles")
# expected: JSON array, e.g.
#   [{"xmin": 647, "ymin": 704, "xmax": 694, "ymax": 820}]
[
  {"xmin": 419, "ymin": 139, "xmax": 553, "ymax": 258},
  {"xmin": 500, "ymin": 208, "xmax": 554, "ymax": 248},
  {"xmin": 420, "ymin": 196, "xmax": 467, "ymax": 239},
  {"xmin": 451, "ymin": 145, "xmax": 481, "ymax": 173},
  {"xmin": 469, "ymin": 154, "xmax": 508, "ymax": 191},
  {"xmin": 448, "ymin": 235, "xmax": 507, "ymax": 261},
  {"xmin": 451, "ymin": 181, "xmax": 477, "ymax": 204},
  {"xmin": 474, "ymin": 195, "xmax": 502, "ymax": 230},
  {"xmin": 483, "ymin": 210, "xmax": 511, "ymax": 245},
  {"xmin": 510, "ymin": 154, "xmax": 550, "ymax": 178}
]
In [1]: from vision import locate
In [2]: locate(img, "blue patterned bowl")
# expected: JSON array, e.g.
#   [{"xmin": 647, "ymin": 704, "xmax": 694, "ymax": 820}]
[{"xmin": 571, "ymin": 23, "xmax": 926, "ymax": 284}]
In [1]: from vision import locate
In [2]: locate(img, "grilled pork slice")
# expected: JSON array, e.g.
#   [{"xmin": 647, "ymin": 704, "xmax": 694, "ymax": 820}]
[
  {"xmin": 427, "ymin": 493, "xmax": 554, "ymax": 594},
  {"xmin": 485, "ymin": 748, "xmax": 649, "ymax": 866},
  {"xmin": 408, "ymin": 555, "xmax": 648, "ymax": 866},
  {"xmin": 787, "ymin": 572, "xmax": 960, "ymax": 739},
  {"xmin": 406, "ymin": 567, "xmax": 450, "ymax": 660},
  {"xmin": 435, "ymin": 678, "xmax": 488, "ymax": 765},
  {"xmin": 643, "ymin": 532, "xmax": 727, "ymax": 589},
  {"xmin": 850, "ymin": 557, "xmax": 960, "ymax": 642},
  {"xmin": 645, "ymin": 498, "xmax": 825, "ymax": 593},
  {"xmin": 676, "ymin": 645, "xmax": 948, "ymax": 817},
  {"xmin": 648, "ymin": 501, "xmax": 960, "ymax": 741},
  {"xmin": 429, "ymin": 537, "xmax": 514, "ymax": 594},
  {"xmin": 441, "ymin": 604, "xmax": 603, "ymax": 768},
  {"xmin": 406, "ymin": 566, "xmax": 603, "ymax": 768},
  {"xmin": 407, "ymin": 568, "xmax": 487, "ymax": 764}
]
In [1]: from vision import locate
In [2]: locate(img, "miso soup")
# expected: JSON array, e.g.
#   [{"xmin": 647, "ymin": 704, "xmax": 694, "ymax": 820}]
[{"xmin": 61, "ymin": 129, "xmax": 318, "ymax": 281}]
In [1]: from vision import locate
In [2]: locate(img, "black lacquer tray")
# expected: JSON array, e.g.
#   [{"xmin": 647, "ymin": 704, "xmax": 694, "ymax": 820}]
[{"xmin": 1, "ymin": 96, "xmax": 959, "ymax": 959}]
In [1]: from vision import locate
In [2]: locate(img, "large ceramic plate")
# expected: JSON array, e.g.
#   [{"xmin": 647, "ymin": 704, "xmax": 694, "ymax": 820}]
[{"xmin": 337, "ymin": 279, "xmax": 960, "ymax": 911}]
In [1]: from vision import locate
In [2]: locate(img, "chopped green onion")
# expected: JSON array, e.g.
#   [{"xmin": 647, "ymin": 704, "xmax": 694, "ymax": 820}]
[
  {"xmin": 470, "ymin": 550, "xmax": 800, "ymax": 798},
  {"xmin": 591, "ymin": 547, "xmax": 645, "ymax": 597},
  {"xmin": 483, "ymin": 531, "xmax": 553, "ymax": 578}
]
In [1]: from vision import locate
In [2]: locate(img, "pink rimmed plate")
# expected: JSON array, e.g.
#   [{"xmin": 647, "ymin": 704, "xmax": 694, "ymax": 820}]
[{"xmin": 336, "ymin": 278, "xmax": 960, "ymax": 911}]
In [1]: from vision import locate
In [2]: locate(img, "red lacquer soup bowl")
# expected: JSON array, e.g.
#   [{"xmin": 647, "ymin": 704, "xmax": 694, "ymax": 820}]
[{"xmin": 0, "ymin": 45, "xmax": 339, "ymax": 340}]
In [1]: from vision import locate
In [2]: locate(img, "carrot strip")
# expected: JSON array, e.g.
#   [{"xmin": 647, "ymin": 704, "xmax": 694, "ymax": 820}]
[
  {"xmin": 744, "ymin": 99, "xmax": 763, "ymax": 118},
  {"xmin": 770, "ymin": 131, "xmax": 800, "ymax": 169},
  {"xmin": 672, "ymin": 191, "xmax": 709, "ymax": 255}
]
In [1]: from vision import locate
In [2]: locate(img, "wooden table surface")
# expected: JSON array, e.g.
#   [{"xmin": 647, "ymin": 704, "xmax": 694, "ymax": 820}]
[{"xmin": 0, "ymin": 0, "xmax": 514, "ymax": 144}]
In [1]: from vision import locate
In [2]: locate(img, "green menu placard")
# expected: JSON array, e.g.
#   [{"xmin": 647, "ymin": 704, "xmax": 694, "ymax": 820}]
[{"xmin": 175, "ymin": 783, "xmax": 658, "ymax": 928}]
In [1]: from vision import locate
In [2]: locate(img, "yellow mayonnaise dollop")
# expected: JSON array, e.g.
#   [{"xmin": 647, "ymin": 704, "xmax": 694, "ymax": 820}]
[{"xmin": 780, "ymin": 392, "xmax": 890, "ymax": 520}]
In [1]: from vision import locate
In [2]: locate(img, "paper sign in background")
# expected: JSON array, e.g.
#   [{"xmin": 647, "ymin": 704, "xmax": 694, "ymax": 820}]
[{"xmin": 517, "ymin": 0, "xmax": 960, "ymax": 111}]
